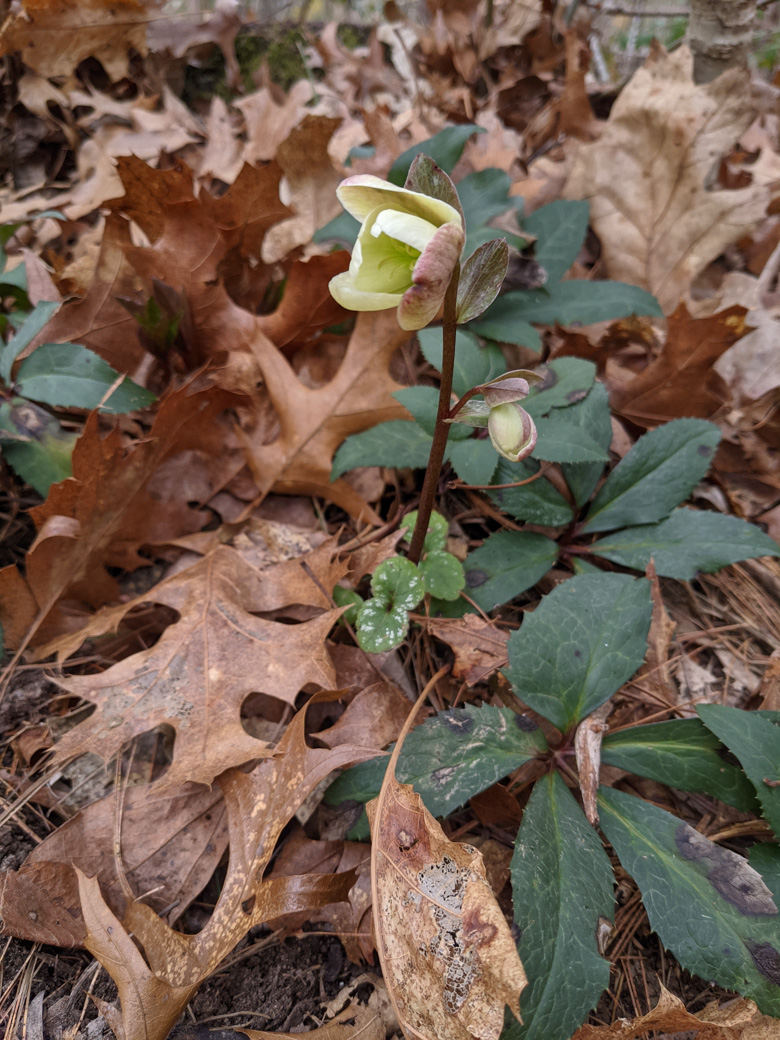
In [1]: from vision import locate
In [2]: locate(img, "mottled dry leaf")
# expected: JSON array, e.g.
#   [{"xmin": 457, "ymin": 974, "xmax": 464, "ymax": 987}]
[
  {"xmin": 79, "ymin": 695, "xmax": 379, "ymax": 1040},
  {"xmin": 426, "ymin": 615, "xmax": 509, "ymax": 685},
  {"xmin": 235, "ymin": 80, "xmax": 314, "ymax": 165},
  {"xmin": 574, "ymin": 702, "xmax": 610, "ymax": 825},
  {"xmin": 48, "ymin": 546, "xmax": 341, "ymax": 789},
  {"xmin": 314, "ymin": 682, "xmax": 410, "ymax": 751},
  {"xmin": 0, "ymin": 781, "xmax": 226, "ymax": 947},
  {"xmin": 368, "ymin": 693, "xmax": 527, "ymax": 1040},
  {"xmin": 564, "ymin": 45, "xmax": 767, "ymax": 313}
]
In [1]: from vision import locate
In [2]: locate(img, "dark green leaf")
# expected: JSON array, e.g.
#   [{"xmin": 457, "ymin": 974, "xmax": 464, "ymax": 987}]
[
  {"xmin": 696, "ymin": 705, "xmax": 780, "ymax": 838},
  {"xmin": 388, "ymin": 125, "xmax": 484, "ymax": 186},
  {"xmin": 356, "ymin": 599, "xmax": 410, "ymax": 653},
  {"xmin": 463, "ymin": 530, "xmax": 558, "ymax": 611},
  {"xmin": 561, "ymin": 383, "xmax": 612, "ymax": 507},
  {"xmin": 589, "ymin": 509, "xmax": 780, "ymax": 579},
  {"xmin": 419, "ymin": 550, "xmax": 465, "ymax": 600},
  {"xmin": 495, "ymin": 281, "xmax": 663, "ymax": 327},
  {"xmin": 0, "ymin": 300, "xmax": 60, "ymax": 384},
  {"xmin": 417, "ymin": 326, "xmax": 505, "ymax": 397},
  {"xmin": 601, "ymin": 718, "xmax": 759, "ymax": 812},
  {"xmin": 507, "ymin": 772, "xmax": 613, "ymax": 1040},
  {"xmin": 456, "ymin": 239, "xmax": 509, "ymax": 324},
  {"xmin": 447, "ymin": 437, "xmax": 499, "ymax": 486},
  {"xmin": 469, "ymin": 295, "xmax": 542, "ymax": 351},
  {"xmin": 489, "ymin": 458, "xmax": 573, "ymax": 527},
  {"xmin": 523, "ymin": 358, "xmax": 597, "ymax": 417},
  {"xmin": 312, "ymin": 211, "xmax": 360, "ymax": 247},
  {"xmin": 532, "ymin": 411, "xmax": 610, "ymax": 464},
  {"xmin": 457, "ymin": 168, "xmax": 520, "ymax": 230},
  {"xmin": 582, "ymin": 419, "xmax": 721, "ymax": 533},
  {"xmin": 325, "ymin": 704, "xmax": 548, "ymax": 819},
  {"xmin": 523, "ymin": 200, "xmax": 590, "ymax": 283},
  {"xmin": 394, "ymin": 387, "xmax": 469, "ymax": 440},
  {"xmin": 0, "ymin": 397, "xmax": 75, "ymax": 495},
  {"xmin": 332, "ymin": 586, "xmax": 363, "ymax": 626},
  {"xmin": 15, "ymin": 343, "xmax": 156, "ymax": 412},
  {"xmin": 370, "ymin": 556, "xmax": 424, "ymax": 610},
  {"xmin": 504, "ymin": 573, "xmax": 651, "ymax": 731},
  {"xmin": 599, "ymin": 787, "xmax": 780, "ymax": 1016},
  {"xmin": 331, "ymin": 421, "xmax": 433, "ymax": 478}
]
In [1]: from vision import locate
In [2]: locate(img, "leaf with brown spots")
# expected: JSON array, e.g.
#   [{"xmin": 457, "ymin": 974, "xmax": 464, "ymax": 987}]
[
  {"xmin": 79, "ymin": 694, "xmax": 379, "ymax": 1040},
  {"xmin": 368, "ymin": 691, "xmax": 527, "ymax": 1040},
  {"xmin": 47, "ymin": 545, "xmax": 345, "ymax": 790}
]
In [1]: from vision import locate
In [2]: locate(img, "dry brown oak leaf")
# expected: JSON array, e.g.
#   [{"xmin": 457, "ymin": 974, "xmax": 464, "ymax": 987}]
[
  {"xmin": 49, "ymin": 545, "xmax": 345, "ymax": 790},
  {"xmin": 0, "ymin": 385, "xmax": 240, "ymax": 649},
  {"xmin": 80, "ymin": 692, "xmax": 378, "ymax": 1040},
  {"xmin": 368, "ymin": 696, "xmax": 527, "ymax": 1040},
  {"xmin": 0, "ymin": 780, "xmax": 227, "ymax": 948},
  {"xmin": 564, "ymin": 44, "xmax": 768, "ymax": 314}
]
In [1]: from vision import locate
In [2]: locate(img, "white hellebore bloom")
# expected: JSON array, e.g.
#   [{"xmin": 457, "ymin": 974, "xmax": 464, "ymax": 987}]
[{"xmin": 328, "ymin": 175, "xmax": 464, "ymax": 331}]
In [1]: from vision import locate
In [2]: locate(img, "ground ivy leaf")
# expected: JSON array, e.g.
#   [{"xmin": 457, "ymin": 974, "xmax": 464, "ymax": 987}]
[
  {"xmin": 696, "ymin": 705, "xmax": 780, "ymax": 838},
  {"xmin": 598, "ymin": 787, "xmax": 780, "ymax": 1016},
  {"xmin": 419, "ymin": 550, "xmax": 465, "ymax": 601},
  {"xmin": 589, "ymin": 509, "xmax": 780, "ymax": 579},
  {"xmin": 506, "ymin": 772, "xmax": 614, "ymax": 1040},
  {"xmin": 601, "ymin": 718, "xmax": 759, "ymax": 812},
  {"xmin": 581, "ymin": 419, "xmax": 721, "ymax": 533},
  {"xmin": 355, "ymin": 599, "xmax": 410, "ymax": 653},
  {"xmin": 463, "ymin": 530, "xmax": 559, "ymax": 611},
  {"xmin": 400, "ymin": 509, "xmax": 449, "ymax": 553},
  {"xmin": 325, "ymin": 704, "xmax": 548, "ymax": 821},
  {"xmin": 504, "ymin": 573, "xmax": 651, "ymax": 732},
  {"xmin": 370, "ymin": 557, "xmax": 424, "ymax": 610},
  {"xmin": 489, "ymin": 458, "xmax": 573, "ymax": 527}
]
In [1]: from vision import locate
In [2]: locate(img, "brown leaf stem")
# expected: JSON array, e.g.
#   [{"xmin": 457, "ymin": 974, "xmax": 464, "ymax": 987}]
[{"xmin": 407, "ymin": 263, "xmax": 460, "ymax": 565}]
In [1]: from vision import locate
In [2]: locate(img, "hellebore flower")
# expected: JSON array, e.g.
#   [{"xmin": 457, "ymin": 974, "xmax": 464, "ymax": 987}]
[
  {"xmin": 446, "ymin": 371, "xmax": 540, "ymax": 463},
  {"xmin": 328, "ymin": 175, "xmax": 464, "ymax": 331}
]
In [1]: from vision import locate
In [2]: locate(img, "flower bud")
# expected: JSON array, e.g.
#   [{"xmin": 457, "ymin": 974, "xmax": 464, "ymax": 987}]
[{"xmin": 487, "ymin": 402, "xmax": 537, "ymax": 463}]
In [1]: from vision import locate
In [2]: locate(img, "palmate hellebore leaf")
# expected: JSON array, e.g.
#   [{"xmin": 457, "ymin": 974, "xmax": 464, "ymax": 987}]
[
  {"xmin": 598, "ymin": 787, "xmax": 780, "ymax": 1016},
  {"xmin": 504, "ymin": 573, "xmax": 652, "ymax": 733},
  {"xmin": 462, "ymin": 530, "xmax": 559, "ymax": 612},
  {"xmin": 417, "ymin": 326, "xmax": 506, "ymax": 397},
  {"xmin": 507, "ymin": 772, "xmax": 614, "ymax": 1040},
  {"xmin": 15, "ymin": 342, "xmax": 156, "ymax": 412}
]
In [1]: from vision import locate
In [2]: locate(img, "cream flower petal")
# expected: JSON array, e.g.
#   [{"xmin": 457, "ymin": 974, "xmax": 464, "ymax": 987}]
[
  {"xmin": 371, "ymin": 209, "xmax": 438, "ymax": 253},
  {"xmin": 337, "ymin": 175, "xmax": 462, "ymax": 228},
  {"xmin": 329, "ymin": 271, "xmax": 404, "ymax": 312}
]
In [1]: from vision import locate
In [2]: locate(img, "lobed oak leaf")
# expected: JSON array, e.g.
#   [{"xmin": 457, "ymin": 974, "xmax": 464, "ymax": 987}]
[
  {"xmin": 0, "ymin": 385, "xmax": 242, "ymax": 649},
  {"xmin": 564, "ymin": 45, "xmax": 768, "ymax": 314},
  {"xmin": 368, "ymin": 694, "xmax": 527, "ymax": 1040},
  {"xmin": 49, "ymin": 546, "xmax": 341, "ymax": 790}
]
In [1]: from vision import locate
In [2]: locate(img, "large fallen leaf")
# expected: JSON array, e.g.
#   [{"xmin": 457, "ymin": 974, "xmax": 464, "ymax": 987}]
[
  {"xmin": 0, "ymin": 780, "xmax": 227, "ymax": 947},
  {"xmin": 368, "ymin": 693, "xmax": 527, "ymax": 1040},
  {"xmin": 80, "ymin": 694, "xmax": 378, "ymax": 1040},
  {"xmin": 564, "ymin": 45, "xmax": 768, "ymax": 313},
  {"xmin": 0, "ymin": 385, "xmax": 240, "ymax": 649},
  {"xmin": 48, "ymin": 545, "xmax": 343, "ymax": 789}
]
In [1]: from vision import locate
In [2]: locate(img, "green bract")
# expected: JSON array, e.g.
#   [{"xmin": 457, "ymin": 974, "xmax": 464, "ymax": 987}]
[{"xmin": 328, "ymin": 174, "xmax": 464, "ymax": 331}]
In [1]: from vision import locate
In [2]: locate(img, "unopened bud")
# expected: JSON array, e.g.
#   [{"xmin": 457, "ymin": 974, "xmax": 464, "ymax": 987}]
[{"xmin": 487, "ymin": 402, "xmax": 537, "ymax": 462}]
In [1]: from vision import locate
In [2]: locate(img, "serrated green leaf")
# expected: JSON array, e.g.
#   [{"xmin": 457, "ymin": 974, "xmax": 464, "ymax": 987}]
[
  {"xmin": 601, "ymin": 718, "xmax": 759, "ymax": 812},
  {"xmin": 522, "ymin": 200, "xmax": 591, "ymax": 283},
  {"xmin": 371, "ymin": 556, "xmax": 424, "ymax": 611},
  {"xmin": 533, "ymin": 411, "xmax": 610, "ymax": 464},
  {"xmin": 696, "ymin": 705, "xmax": 780, "ymax": 838},
  {"xmin": 356, "ymin": 599, "xmax": 410, "ymax": 653},
  {"xmin": 419, "ymin": 550, "xmax": 465, "ymax": 600},
  {"xmin": 0, "ymin": 397, "xmax": 75, "ymax": 495},
  {"xmin": 0, "ymin": 299, "xmax": 60, "ymax": 384},
  {"xmin": 393, "ymin": 386, "xmax": 470, "ymax": 440},
  {"xmin": 463, "ymin": 530, "xmax": 558, "ymax": 611},
  {"xmin": 589, "ymin": 509, "xmax": 780, "ymax": 579},
  {"xmin": 469, "ymin": 295, "xmax": 542, "ymax": 351},
  {"xmin": 388, "ymin": 124, "xmax": 484, "ymax": 186},
  {"xmin": 505, "ymin": 573, "xmax": 651, "ymax": 732},
  {"xmin": 418, "ymin": 326, "xmax": 506, "ymax": 397},
  {"xmin": 400, "ymin": 509, "xmax": 449, "ymax": 553},
  {"xmin": 489, "ymin": 458, "xmax": 573, "ymax": 527},
  {"xmin": 507, "ymin": 772, "xmax": 613, "ymax": 1040},
  {"xmin": 325, "ymin": 704, "xmax": 548, "ymax": 819},
  {"xmin": 599, "ymin": 787, "xmax": 780, "ymax": 1016},
  {"xmin": 522, "ymin": 358, "xmax": 597, "ymax": 417},
  {"xmin": 15, "ymin": 343, "xmax": 156, "ymax": 412},
  {"xmin": 447, "ymin": 437, "xmax": 499, "ymax": 486},
  {"xmin": 495, "ymin": 281, "xmax": 663, "ymax": 327},
  {"xmin": 331, "ymin": 420, "xmax": 433, "ymax": 478},
  {"xmin": 456, "ymin": 239, "xmax": 509, "ymax": 324},
  {"xmin": 582, "ymin": 419, "xmax": 721, "ymax": 533},
  {"xmin": 457, "ymin": 168, "xmax": 519, "ymax": 229},
  {"xmin": 561, "ymin": 383, "xmax": 612, "ymax": 507}
]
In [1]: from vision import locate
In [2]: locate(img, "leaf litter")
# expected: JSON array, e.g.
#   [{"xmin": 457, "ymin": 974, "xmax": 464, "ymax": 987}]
[{"xmin": 0, "ymin": 1, "xmax": 779, "ymax": 1038}]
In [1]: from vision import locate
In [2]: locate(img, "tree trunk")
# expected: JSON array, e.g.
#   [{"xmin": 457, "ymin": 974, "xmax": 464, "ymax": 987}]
[{"xmin": 687, "ymin": 0, "xmax": 756, "ymax": 84}]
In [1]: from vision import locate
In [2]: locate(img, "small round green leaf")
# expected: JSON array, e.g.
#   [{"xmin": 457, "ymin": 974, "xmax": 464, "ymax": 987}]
[
  {"xmin": 371, "ymin": 556, "xmax": 425, "ymax": 611},
  {"xmin": 400, "ymin": 510, "xmax": 449, "ymax": 553},
  {"xmin": 419, "ymin": 550, "xmax": 465, "ymax": 601},
  {"xmin": 332, "ymin": 585, "xmax": 363, "ymax": 626},
  {"xmin": 356, "ymin": 598, "xmax": 410, "ymax": 653}
]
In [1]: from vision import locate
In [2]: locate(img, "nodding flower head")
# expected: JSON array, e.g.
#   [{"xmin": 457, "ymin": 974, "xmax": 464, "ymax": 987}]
[
  {"xmin": 487, "ymin": 402, "xmax": 537, "ymax": 463},
  {"xmin": 328, "ymin": 174, "xmax": 464, "ymax": 331}
]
